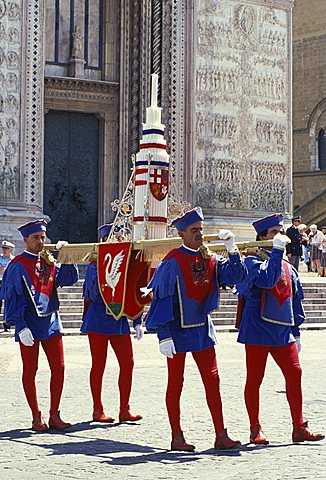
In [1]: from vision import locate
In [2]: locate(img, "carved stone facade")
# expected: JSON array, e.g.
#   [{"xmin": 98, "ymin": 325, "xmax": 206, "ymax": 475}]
[
  {"xmin": 0, "ymin": 0, "xmax": 45, "ymax": 248},
  {"xmin": 0, "ymin": 0, "xmax": 295, "ymax": 248},
  {"xmin": 192, "ymin": 0, "xmax": 293, "ymax": 232}
]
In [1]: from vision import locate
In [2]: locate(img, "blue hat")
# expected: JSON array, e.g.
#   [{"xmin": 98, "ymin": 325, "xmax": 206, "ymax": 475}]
[
  {"xmin": 98, "ymin": 223, "xmax": 113, "ymax": 239},
  {"xmin": 252, "ymin": 213, "xmax": 283, "ymax": 234},
  {"xmin": 18, "ymin": 219, "xmax": 47, "ymax": 237},
  {"xmin": 171, "ymin": 207, "xmax": 204, "ymax": 231},
  {"xmin": 98, "ymin": 223, "xmax": 122, "ymax": 240}
]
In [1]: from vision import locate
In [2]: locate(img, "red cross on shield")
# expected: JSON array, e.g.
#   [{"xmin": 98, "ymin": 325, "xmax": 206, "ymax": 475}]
[{"xmin": 149, "ymin": 167, "xmax": 169, "ymax": 201}]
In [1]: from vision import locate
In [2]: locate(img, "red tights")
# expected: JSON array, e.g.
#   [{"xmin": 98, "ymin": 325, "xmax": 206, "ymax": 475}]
[
  {"xmin": 166, "ymin": 346, "xmax": 224, "ymax": 436},
  {"xmin": 19, "ymin": 334, "xmax": 65, "ymax": 417},
  {"xmin": 245, "ymin": 342, "xmax": 304, "ymax": 428},
  {"xmin": 88, "ymin": 333, "xmax": 134, "ymax": 412}
]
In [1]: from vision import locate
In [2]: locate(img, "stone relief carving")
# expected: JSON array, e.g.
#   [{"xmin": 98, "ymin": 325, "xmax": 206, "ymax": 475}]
[
  {"xmin": 8, "ymin": 3, "xmax": 20, "ymax": 19},
  {"xmin": 235, "ymin": 5, "xmax": 255, "ymax": 37},
  {"xmin": 194, "ymin": 0, "xmax": 290, "ymax": 214},
  {"xmin": 194, "ymin": 158, "xmax": 288, "ymax": 212},
  {"xmin": 7, "ymin": 50, "xmax": 19, "ymax": 68},
  {"xmin": 71, "ymin": 25, "xmax": 83, "ymax": 59},
  {"xmin": 198, "ymin": 0, "xmax": 227, "ymax": 15},
  {"xmin": 6, "ymin": 72, "xmax": 17, "ymax": 90},
  {"xmin": 196, "ymin": 112, "xmax": 237, "ymax": 142},
  {"xmin": 0, "ymin": 160, "xmax": 19, "ymax": 198},
  {"xmin": 8, "ymin": 26, "xmax": 19, "ymax": 42},
  {"xmin": 262, "ymin": 7, "xmax": 285, "ymax": 27},
  {"xmin": 0, "ymin": 47, "xmax": 5, "ymax": 65},
  {"xmin": 0, "ymin": 21, "xmax": 5, "ymax": 38},
  {"xmin": 0, "ymin": 0, "xmax": 6, "ymax": 19},
  {"xmin": 0, "ymin": 1, "xmax": 21, "ymax": 201}
]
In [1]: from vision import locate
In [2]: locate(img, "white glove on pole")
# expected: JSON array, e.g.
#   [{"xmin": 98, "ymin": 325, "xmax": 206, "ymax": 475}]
[
  {"xmin": 218, "ymin": 229, "xmax": 238, "ymax": 253},
  {"xmin": 134, "ymin": 324, "xmax": 144, "ymax": 341},
  {"xmin": 159, "ymin": 339, "xmax": 176, "ymax": 359},
  {"xmin": 295, "ymin": 337, "xmax": 302, "ymax": 353},
  {"xmin": 55, "ymin": 240, "xmax": 69, "ymax": 250},
  {"xmin": 18, "ymin": 327, "xmax": 34, "ymax": 347},
  {"xmin": 272, "ymin": 233, "xmax": 291, "ymax": 251}
]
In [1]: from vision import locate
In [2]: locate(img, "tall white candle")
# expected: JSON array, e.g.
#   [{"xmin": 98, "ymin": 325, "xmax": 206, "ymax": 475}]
[{"xmin": 151, "ymin": 73, "xmax": 158, "ymax": 107}]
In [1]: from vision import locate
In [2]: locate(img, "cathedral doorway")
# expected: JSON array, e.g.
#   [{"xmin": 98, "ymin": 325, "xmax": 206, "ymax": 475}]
[{"xmin": 44, "ymin": 111, "xmax": 100, "ymax": 243}]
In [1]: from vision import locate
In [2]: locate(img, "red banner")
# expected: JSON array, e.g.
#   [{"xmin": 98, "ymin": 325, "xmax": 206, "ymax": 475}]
[{"xmin": 123, "ymin": 251, "xmax": 152, "ymax": 319}]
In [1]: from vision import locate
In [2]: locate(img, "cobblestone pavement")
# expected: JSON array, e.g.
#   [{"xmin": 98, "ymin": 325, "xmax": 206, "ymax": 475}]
[{"xmin": 0, "ymin": 330, "xmax": 325, "ymax": 480}]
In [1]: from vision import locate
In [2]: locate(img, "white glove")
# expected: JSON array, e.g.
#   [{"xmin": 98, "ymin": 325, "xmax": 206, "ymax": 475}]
[
  {"xmin": 272, "ymin": 233, "xmax": 291, "ymax": 251},
  {"xmin": 218, "ymin": 229, "xmax": 238, "ymax": 253},
  {"xmin": 140, "ymin": 286, "xmax": 152, "ymax": 297},
  {"xmin": 56, "ymin": 240, "xmax": 68, "ymax": 250},
  {"xmin": 18, "ymin": 327, "xmax": 34, "ymax": 347},
  {"xmin": 134, "ymin": 324, "xmax": 144, "ymax": 341},
  {"xmin": 295, "ymin": 337, "xmax": 301, "ymax": 353},
  {"xmin": 159, "ymin": 339, "xmax": 176, "ymax": 359}
]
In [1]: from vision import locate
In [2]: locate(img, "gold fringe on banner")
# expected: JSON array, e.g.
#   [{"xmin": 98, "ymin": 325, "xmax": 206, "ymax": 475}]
[{"xmin": 44, "ymin": 236, "xmax": 273, "ymax": 264}]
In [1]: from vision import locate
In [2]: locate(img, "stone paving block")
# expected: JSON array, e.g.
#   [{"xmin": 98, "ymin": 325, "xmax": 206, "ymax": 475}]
[{"xmin": 0, "ymin": 331, "xmax": 325, "ymax": 479}]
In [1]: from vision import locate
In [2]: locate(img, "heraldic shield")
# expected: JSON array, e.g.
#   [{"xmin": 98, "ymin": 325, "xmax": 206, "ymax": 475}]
[
  {"xmin": 149, "ymin": 167, "xmax": 169, "ymax": 201},
  {"xmin": 98, "ymin": 242, "xmax": 152, "ymax": 320},
  {"xmin": 98, "ymin": 242, "xmax": 132, "ymax": 320},
  {"xmin": 123, "ymin": 250, "xmax": 152, "ymax": 320}
]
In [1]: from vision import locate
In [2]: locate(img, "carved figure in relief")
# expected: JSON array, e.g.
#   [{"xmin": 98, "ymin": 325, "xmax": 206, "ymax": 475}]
[
  {"xmin": 196, "ymin": 66, "xmax": 239, "ymax": 95},
  {"xmin": 199, "ymin": 0, "xmax": 223, "ymax": 15},
  {"xmin": 0, "ymin": 0, "xmax": 6, "ymax": 19},
  {"xmin": 8, "ymin": 27, "xmax": 19, "ymax": 43},
  {"xmin": 0, "ymin": 72, "xmax": 4, "ymax": 88},
  {"xmin": 0, "ymin": 47, "xmax": 5, "ymax": 66},
  {"xmin": 0, "ymin": 95, "xmax": 4, "ymax": 112},
  {"xmin": 256, "ymin": 121, "xmax": 287, "ymax": 146},
  {"xmin": 0, "ymin": 161, "xmax": 18, "ymax": 198},
  {"xmin": 71, "ymin": 25, "xmax": 83, "ymax": 59},
  {"xmin": 259, "ymin": 28, "xmax": 286, "ymax": 54},
  {"xmin": 263, "ymin": 7, "xmax": 285, "ymax": 27},
  {"xmin": 0, "ymin": 120, "xmax": 4, "ymax": 139},
  {"xmin": 6, "ymin": 72, "xmax": 17, "ymax": 90},
  {"xmin": 7, "ymin": 51, "xmax": 19, "ymax": 68},
  {"xmin": 5, "ymin": 139, "xmax": 16, "ymax": 158},
  {"xmin": 8, "ymin": 3, "xmax": 20, "ymax": 19},
  {"xmin": 198, "ymin": 19, "xmax": 232, "ymax": 47},
  {"xmin": 6, "ymin": 117, "xmax": 16, "ymax": 132},
  {"xmin": 6, "ymin": 94, "xmax": 17, "ymax": 111},
  {"xmin": 196, "ymin": 112, "xmax": 237, "ymax": 141},
  {"xmin": 0, "ymin": 21, "xmax": 5, "ymax": 40}
]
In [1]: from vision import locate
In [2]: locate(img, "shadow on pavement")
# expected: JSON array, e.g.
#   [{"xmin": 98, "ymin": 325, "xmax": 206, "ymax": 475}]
[{"xmin": 0, "ymin": 421, "xmax": 119, "ymax": 440}]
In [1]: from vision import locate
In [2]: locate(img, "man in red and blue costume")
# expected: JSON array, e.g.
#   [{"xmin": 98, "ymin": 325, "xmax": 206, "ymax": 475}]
[
  {"xmin": 145, "ymin": 207, "xmax": 247, "ymax": 451},
  {"xmin": 1, "ymin": 219, "xmax": 78, "ymax": 432},
  {"xmin": 81, "ymin": 223, "xmax": 143, "ymax": 424},
  {"xmin": 236, "ymin": 213, "xmax": 324, "ymax": 445}
]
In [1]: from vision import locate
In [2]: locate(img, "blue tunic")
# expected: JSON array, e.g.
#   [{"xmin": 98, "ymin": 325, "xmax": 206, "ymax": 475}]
[
  {"xmin": 145, "ymin": 245, "xmax": 247, "ymax": 352},
  {"xmin": 80, "ymin": 262, "xmax": 141, "ymax": 335},
  {"xmin": 1, "ymin": 251, "xmax": 79, "ymax": 342},
  {"xmin": 236, "ymin": 248, "xmax": 305, "ymax": 346}
]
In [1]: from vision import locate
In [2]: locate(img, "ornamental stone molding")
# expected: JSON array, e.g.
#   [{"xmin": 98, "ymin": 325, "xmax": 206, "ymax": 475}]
[{"xmin": 44, "ymin": 76, "xmax": 119, "ymax": 112}]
